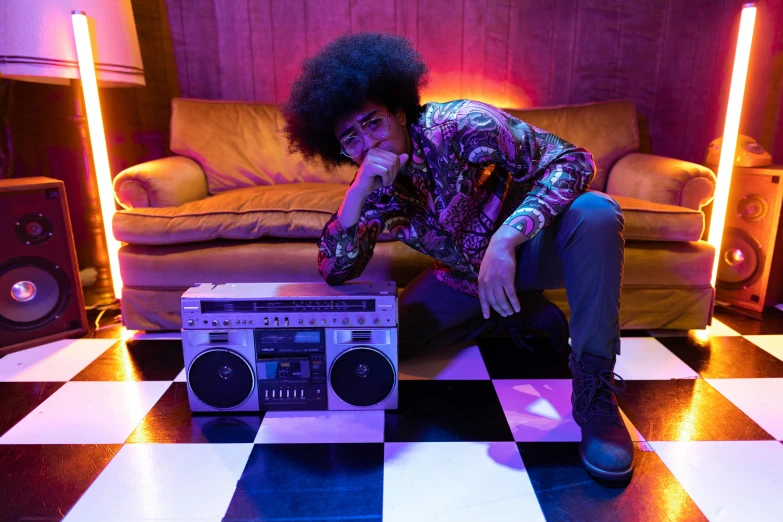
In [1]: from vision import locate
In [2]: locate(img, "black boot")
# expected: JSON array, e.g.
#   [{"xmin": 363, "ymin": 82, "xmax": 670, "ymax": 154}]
[
  {"xmin": 506, "ymin": 291, "xmax": 570, "ymax": 354},
  {"xmin": 568, "ymin": 352, "xmax": 634, "ymax": 481}
]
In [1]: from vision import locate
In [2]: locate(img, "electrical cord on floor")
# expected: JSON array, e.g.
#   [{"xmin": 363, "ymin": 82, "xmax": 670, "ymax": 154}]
[{"xmin": 85, "ymin": 299, "xmax": 122, "ymax": 337}]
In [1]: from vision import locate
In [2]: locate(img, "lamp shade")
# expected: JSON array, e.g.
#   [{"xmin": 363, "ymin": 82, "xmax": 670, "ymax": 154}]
[{"xmin": 0, "ymin": 0, "xmax": 144, "ymax": 87}]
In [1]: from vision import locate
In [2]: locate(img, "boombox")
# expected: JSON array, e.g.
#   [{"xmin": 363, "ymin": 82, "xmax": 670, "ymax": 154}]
[{"xmin": 180, "ymin": 281, "xmax": 399, "ymax": 412}]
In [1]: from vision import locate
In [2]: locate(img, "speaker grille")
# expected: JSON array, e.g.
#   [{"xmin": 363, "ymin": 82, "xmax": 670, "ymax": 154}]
[
  {"xmin": 330, "ymin": 347, "xmax": 395, "ymax": 407},
  {"xmin": 188, "ymin": 349, "xmax": 255, "ymax": 409}
]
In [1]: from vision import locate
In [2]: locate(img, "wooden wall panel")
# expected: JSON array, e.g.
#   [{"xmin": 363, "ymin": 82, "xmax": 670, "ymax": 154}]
[
  {"xmin": 462, "ymin": 0, "xmax": 488, "ymax": 103},
  {"xmin": 216, "ymin": 0, "xmax": 255, "ymax": 101},
  {"xmin": 482, "ymin": 0, "xmax": 512, "ymax": 108},
  {"xmin": 351, "ymin": 0, "xmax": 396, "ymax": 34},
  {"xmin": 571, "ymin": 0, "xmax": 624, "ymax": 104},
  {"xmin": 417, "ymin": 0, "xmax": 464, "ymax": 103},
  {"xmin": 612, "ymin": 0, "xmax": 667, "ymax": 128},
  {"xmin": 179, "ymin": 0, "xmax": 220, "ymax": 99},
  {"xmin": 306, "ymin": 0, "xmax": 350, "ymax": 57},
  {"xmin": 394, "ymin": 0, "xmax": 419, "ymax": 49},
  {"xmin": 248, "ymin": 0, "xmax": 277, "ymax": 102},
  {"xmin": 547, "ymin": 0, "xmax": 578, "ymax": 106},
  {"xmin": 271, "ymin": 0, "xmax": 307, "ymax": 102},
  {"xmin": 163, "ymin": 0, "xmax": 783, "ymax": 163},
  {"xmin": 507, "ymin": 0, "xmax": 556, "ymax": 108}
]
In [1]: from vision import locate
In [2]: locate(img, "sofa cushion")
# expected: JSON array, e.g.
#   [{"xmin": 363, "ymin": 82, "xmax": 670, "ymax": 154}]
[
  {"xmin": 506, "ymin": 99, "xmax": 640, "ymax": 192},
  {"xmin": 170, "ymin": 99, "xmax": 357, "ymax": 194},
  {"xmin": 170, "ymin": 98, "xmax": 638, "ymax": 195},
  {"xmin": 118, "ymin": 239, "xmax": 714, "ymax": 289},
  {"xmin": 608, "ymin": 194, "xmax": 704, "ymax": 242},
  {"xmin": 114, "ymin": 183, "xmax": 704, "ymax": 246}
]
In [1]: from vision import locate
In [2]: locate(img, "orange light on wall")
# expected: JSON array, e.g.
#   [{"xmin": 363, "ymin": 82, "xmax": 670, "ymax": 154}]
[
  {"xmin": 71, "ymin": 12, "xmax": 123, "ymax": 299},
  {"xmin": 708, "ymin": 3, "xmax": 758, "ymax": 288}
]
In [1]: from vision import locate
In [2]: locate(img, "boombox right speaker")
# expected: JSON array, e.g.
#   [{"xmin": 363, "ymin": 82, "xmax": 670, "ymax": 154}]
[
  {"xmin": 713, "ymin": 165, "xmax": 783, "ymax": 311},
  {"xmin": 0, "ymin": 177, "xmax": 88, "ymax": 355}
]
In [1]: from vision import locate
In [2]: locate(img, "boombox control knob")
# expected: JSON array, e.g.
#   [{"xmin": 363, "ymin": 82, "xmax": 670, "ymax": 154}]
[
  {"xmin": 357, "ymin": 316, "xmax": 365, "ymax": 325},
  {"xmin": 373, "ymin": 318, "xmax": 380, "ymax": 325},
  {"xmin": 187, "ymin": 319, "xmax": 194, "ymax": 326},
  {"xmin": 342, "ymin": 317, "xmax": 350, "ymax": 325},
  {"xmin": 309, "ymin": 318, "xmax": 315, "ymax": 325},
  {"xmin": 212, "ymin": 320, "xmax": 218, "ymax": 326},
  {"xmin": 223, "ymin": 319, "xmax": 230, "ymax": 326}
]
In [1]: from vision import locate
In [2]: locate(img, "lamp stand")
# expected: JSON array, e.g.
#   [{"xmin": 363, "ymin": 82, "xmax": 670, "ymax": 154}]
[{"xmin": 71, "ymin": 79, "xmax": 115, "ymax": 303}]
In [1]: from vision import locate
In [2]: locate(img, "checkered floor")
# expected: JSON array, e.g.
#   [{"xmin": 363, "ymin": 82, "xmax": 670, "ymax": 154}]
[{"xmin": 2, "ymin": 306, "xmax": 783, "ymax": 522}]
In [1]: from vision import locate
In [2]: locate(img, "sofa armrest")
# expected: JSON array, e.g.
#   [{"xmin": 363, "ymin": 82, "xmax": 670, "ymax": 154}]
[
  {"xmin": 113, "ymin": 156, "xmax": 209, "ymax": 209},
  {"xmin": 604, "ymin": 153, "xmax": 716, "ymax": 211}
]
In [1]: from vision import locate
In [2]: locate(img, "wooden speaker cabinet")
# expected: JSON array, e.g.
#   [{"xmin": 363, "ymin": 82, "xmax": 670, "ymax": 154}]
[
  {"xmin": 707, "ymin": 165, "xmax": 783, "ymax": 312},
  {"xmin": 0, "ymin": 177, "xmax": 87, "ymax": 355}
]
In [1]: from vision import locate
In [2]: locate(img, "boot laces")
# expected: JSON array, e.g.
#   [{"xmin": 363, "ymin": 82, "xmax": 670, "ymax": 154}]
[{"xmin": 573, "ymin": 365, "xmax": 626, "ymax": 424}]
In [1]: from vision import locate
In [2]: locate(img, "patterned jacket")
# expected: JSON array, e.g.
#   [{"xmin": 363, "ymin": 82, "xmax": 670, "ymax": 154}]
[{"xmin": 317, "ymin": 99, "xmax": 596, "ymax": 297}]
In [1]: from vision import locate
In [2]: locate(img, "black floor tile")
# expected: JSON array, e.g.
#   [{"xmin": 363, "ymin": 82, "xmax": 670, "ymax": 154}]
[
  {"xmin": 477, "ymin": 336, "xmax": 573, "ymax": 379},
  {"xmin": 0, "ymin": 382, "xmax": 64, "ymax": 437},
  {"xmin": 518, "ymin": 442, "xmax": 708, "ymax": 522},
  {"xmin": 126, "ymin": 382, "xmax": 262, "ymax": 444},
  {"xmin": 223, "ymin": 443, "xmax": 384, "ymax": 521},
  {"xmin": 617, "ymin": 379, "xmax": 775, "ymax": 441},
  {"xmin": 656, "ymin": 335, "xmax": 783, "ymax": 378},
  {"xmin": 0, "ymin": 444, "xmax": 121, "ymax": 522},
  {"xmin": 71, "ymin": 339, "xmax": 184, "ymax": 381},
  {"xmin": 384, "ymin": 380, "xmax": 514, "ymax": 442},
  {"xmin": 713, "ymin": 306, "xmax": 783, "ymax": 335}
]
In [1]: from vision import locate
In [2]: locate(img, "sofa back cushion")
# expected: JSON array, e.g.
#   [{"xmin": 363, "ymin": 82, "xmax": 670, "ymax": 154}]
[
  {"xmin": 506, "ymin": 99, "xmax": 640, "ymax": 191},
  {"xmin": 170, "ymin": 99, "xmax": 357, "ymax": 194},
  {"xmin": 170, "ymin": 98, "xmax": 640, "ymax": 195}
]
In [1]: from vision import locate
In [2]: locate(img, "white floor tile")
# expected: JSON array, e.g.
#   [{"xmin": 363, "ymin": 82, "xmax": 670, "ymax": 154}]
[
  {"xmin": 649, "ymin": 441, "xmax": 783, "ymax": 522},
  {"xmin": 744, "ymin": 335, "xmax": 783, "ymax": 362},
  {"xmin": 399, "ymin": 340, "xmax": 489, "ymax": 380},
  {"xmin": 705, "ymin": 318, "xmax": 741, "ymax": 337},
  {"xmin": 0, "ymin": 381, "xmax": 169, "ymax": 444},
  {"xmin": 706, "ymin": 378, "xmax": 783, "ymax": 440},
  {"xmin": 383, "ymin": 442, "xmax": 545, "ymax": 522},
  {"xmin": 255, "ymin": 410, "xmax": 384, "ymax": 443},
  {"xmin": 493, "ymin": 380, "xmax": 641, "ymax": 443},
  {"xmin": 614, "ymin": 337, "xmax": 700, "ymax": 380},
  {"xmin": 493, "ymin": 379, "xmax": 580, "ymax": 442},
  {"xmin": 0, "ymin": 339, "xmax": 116, "ymax": 382},
  {"xmin": 63, "ymin": 443, "xmax": 253, "ymax": 522},
  {"xmin": 174, "ymin": 368, "xmax": 187, "ymax": 382}
]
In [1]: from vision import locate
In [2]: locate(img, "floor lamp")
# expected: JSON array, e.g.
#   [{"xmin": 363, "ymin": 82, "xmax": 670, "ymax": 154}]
[{"xmin": 0, "ymin": 0, "xmax": 145, "ymax": 301}]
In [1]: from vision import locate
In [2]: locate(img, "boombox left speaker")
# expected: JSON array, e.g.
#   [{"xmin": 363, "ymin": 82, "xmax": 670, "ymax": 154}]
[{"xmin": 0, "ymin": 177, "xmax": 87, "ymax": 355}]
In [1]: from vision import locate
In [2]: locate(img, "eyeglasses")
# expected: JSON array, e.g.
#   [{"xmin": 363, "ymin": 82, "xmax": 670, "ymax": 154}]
[{"xmin": 339, "ymin": 113, "xmax": 392, "ymax": 158}]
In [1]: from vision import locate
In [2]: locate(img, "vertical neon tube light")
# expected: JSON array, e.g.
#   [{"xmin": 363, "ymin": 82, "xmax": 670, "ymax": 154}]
[
  {"xmin": 708, "ymin": 3, "xmax": 757, "ymax": 288},
  {"xmin": 71, "ymin": 12, "xmax": 123, "ymax": 299}
]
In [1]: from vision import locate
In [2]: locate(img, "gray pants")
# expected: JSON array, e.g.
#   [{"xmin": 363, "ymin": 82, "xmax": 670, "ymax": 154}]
[{"xmin": 397, "ymin": 191, "xmax": 625, "ymax": 362}]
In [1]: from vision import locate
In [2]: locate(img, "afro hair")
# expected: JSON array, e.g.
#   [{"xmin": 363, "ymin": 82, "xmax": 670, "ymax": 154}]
[{"xmin": 282, "ymin": 32, "xmax": 429, "ymax": 171}]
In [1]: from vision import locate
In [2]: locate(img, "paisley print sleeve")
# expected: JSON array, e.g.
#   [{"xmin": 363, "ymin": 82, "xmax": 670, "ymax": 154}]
[
  {"xmin": 452, "ymin": 100, "xmax": 596, "ymax": 243},
  {"xmin": 317, "ymin": 199, "xmax": 386, "ymax": 286}
]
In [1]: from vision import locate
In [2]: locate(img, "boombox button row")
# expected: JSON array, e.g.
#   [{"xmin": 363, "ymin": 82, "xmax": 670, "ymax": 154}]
[{"xmin": 266, "ymin": 388, "xmax": 305, "ymax": 399}]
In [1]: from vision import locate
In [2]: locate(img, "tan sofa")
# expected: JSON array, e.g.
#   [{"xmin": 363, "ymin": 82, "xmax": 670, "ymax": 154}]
[{"xmin": 112, "ymin": 98, "xmax": 718, "ymax": 332}]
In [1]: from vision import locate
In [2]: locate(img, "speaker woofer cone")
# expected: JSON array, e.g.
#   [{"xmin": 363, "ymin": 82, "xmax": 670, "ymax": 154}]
[
  {"xmin": 717, "ymin": 227, "xmax": 763, "ymax": 289},
  {"xmin": 0, "ymin": 257, "xmax": 70, "ymax": 331},
  {"xmin": 330, "ymin": 346, "xmax": 395, "ymax": 407},
  {"xmin": 188, "ymin": 349, "xmax": 255, "ymax": 409}
]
